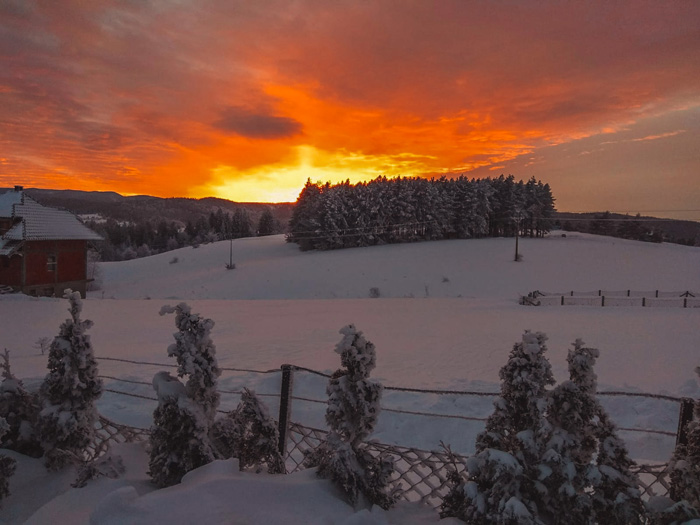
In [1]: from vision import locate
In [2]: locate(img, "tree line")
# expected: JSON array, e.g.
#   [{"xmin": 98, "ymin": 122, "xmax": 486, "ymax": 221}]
[
  {"xmin": 87, "ymin": 208, "xmax": 279, "ymax": 261},
  {"xmin": 560, "ymin": 211, "xmax": 700, "ymax": 246},
  {"xmin": 286, "ymin": 175, "xmax": 556, "ymax": 251}
]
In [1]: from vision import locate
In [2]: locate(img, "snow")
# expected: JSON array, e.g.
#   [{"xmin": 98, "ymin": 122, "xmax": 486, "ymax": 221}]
[
  {"xmin": 1, "ymin": 232, "xmax": 699, "ymax": 523},
  {"xmin": 95, "ymin": 233, "xmax": 700, "ymax": 300}
]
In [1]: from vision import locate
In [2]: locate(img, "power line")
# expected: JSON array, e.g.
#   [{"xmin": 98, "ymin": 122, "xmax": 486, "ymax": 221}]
[{"xmin": 564, "ymin": 209, "xmax": 700, "ymax": 214}]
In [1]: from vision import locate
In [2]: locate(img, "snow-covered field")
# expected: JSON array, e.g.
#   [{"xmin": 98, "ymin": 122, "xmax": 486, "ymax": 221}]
[{"xmin": 1, "ymin": 233, "xmax": 699, "ymax": 523}]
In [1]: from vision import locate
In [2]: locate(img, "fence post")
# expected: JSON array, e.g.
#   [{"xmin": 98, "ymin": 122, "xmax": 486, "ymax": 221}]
[
  {"xmin": 684, "ymin": 298, "xmax": 687, "ymax": 308},
  {"xmin": 601, "ymin": 296, "xmax": 605, "ymax": 307},
  {"xmin": 642, "ymin": 297, "xmax": 646, "ymax": 307},
  {"xmin": 277, "ymin": 364, "xmax": 295, "ymax": 463},
  {"xmin": 627, "ymin": 289, "xmax": 630, "ymax": 297},
  {"xmin": 656, "ymin": 290, "xmax": 659, "ymax": 298},
  {"xmin": 676, "ymin": 398, "xmax": 696, "ymax": 449},
  {"xmin": 561, "ymin": 295, "xmax": 564, "ymax": 306}
]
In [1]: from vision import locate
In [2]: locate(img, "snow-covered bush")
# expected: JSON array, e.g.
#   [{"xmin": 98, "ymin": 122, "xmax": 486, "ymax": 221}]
[
  {"xmin": 442, "ymin": 331, "xmax": 554, "ymax": 523},
  {"xmin": 149, "ymin": 303, "xmax": 222, "ymax": 486},
  {"xmin": 665, "ymin": 366, "xmax": 700, "ymax": 518},
  {"xmin": 0, "ymin": 418, "xmax": 17, "ymax": 506},
  {"xmin": 650, "ymin": 499, "xmax": 700, "ymax": 525},
  {"xmin": 211, "ymin": 388, "xmax": 284, "ymax": 474},
  {"xmin": 538, "ymin": 340, "xmax": 600, "ymax": 523},
  {"xmin": 73, "ymin": 450, "xmax": 125, "ymax": 488},
  {"xmin": 0, "ymin": 350, "xmax": 41, "ymax": 457},
  {"xmin": 148, "ymin": 372, "xmax": 218, "ymax": 488},
  {"xmin": 305, "ymin": 324, "xmax": 399, "ymax": 509},
  {"xmin": 159, "ymin": 303, "xmax": 221, "ymax": 422},
  {"xmin": 442, "ymin": 334, "xmax": 646, "ymax": 524},
  {"xmin": 35, "ymin": 291, "xmax": 103, "ymax": 470}
]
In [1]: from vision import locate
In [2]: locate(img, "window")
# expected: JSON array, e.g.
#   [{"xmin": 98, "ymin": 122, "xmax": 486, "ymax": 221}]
[{"xmin": 47, "ymin": 255, "xmax": 57, "ymax": 272}]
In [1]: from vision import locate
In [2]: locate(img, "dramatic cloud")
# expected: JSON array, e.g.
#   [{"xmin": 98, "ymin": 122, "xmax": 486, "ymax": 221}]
[
  {"xmin": 0, "ymin": 1, "xmax": 698, "ymax": 213},
  {"xmin": 213, "ymin": 106, "xmax": 303, "ymax": 139}
]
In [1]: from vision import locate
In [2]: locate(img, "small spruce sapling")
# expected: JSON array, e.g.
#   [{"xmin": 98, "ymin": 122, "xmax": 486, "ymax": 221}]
[
  {"xmin": 0, "ymin": 418, "xmax": 17, "ymax": 506},
  {"xmin": 538, "ymin": 340, "xmax": 600, "ymax": 524},
  {"xmin": 0, "ymin": 349, "xmax": 41, "ymax": 457},
  {"xmin": 211, "ymin": 388, "xmax": 285, "ymax": 474},
  {"xmin": 305, "ymin": 324, "xmax": 399, "ymax": 509},
  {"xmin": 442, "ymin": 331, "xmax": 554, "ymax": 524},
  {"xmin": 148, "ymin": 372, "xmax": 217, "ymax": 487},
  {"xmin": 159, "ymin": 303, "xmax": 221, "ymax": 422},
  {"xmin": 36, "ymin": 291, "xmax": 103, "ymax": 470}
]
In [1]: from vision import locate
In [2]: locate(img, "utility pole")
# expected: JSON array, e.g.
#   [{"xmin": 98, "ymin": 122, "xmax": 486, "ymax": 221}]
[
  {"xmin": 514, "ymin": 212, "xmax": 521, "ymax": 262},
  {"xmin": 225, "ymin": 222, "xmax": 235, "ymax": 270}
]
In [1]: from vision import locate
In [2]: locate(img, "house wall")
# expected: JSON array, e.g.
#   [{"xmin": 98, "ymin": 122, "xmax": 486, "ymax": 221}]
[
  {"xmin": 0, "ymin": 254, "xmax": 22, "ymax": 287},
  {"xmin": 21, "ymin": 240, "xmax": 89, "ymax": 297}
]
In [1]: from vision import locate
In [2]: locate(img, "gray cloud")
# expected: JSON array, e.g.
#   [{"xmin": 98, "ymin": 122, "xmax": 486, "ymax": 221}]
[{"xmin": 213, "ymin": 106, "xmax": 303, "ymax": 139}]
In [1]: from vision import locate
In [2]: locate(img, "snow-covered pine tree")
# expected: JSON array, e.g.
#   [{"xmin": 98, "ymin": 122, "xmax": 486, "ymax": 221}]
[
  {"xmin": 442, "ymin": 331, "xmax": 554, "ymax": 524},
  {"xmin": 35, "ymin": 291, "xmax": 103, "ymax": 470},
  {"xmin": 305, "ymin": 324, "xmax": 399, "ymax": 509},
  {"xmin": 211, "ymin": 388, "xmax": 284, "ymax": 474},
  {"xmin": 667, "ymin": 366, "xmax": 700, "ymax": 515},
  {"xmin": 159, "ymin": 303, "xmax": 221, "ymax": 423},
  {"xmin": 0, "ymin": 418, "xmax": 16, "ymax": 506},
  {"xmin": 148, "ymin": 372, "xmax": 218, "ymax": 487},
  {"xmin": 0, "ymin": 349, "xmax": 41, "ymax": 457},
  {"xmin": 589, "ymin": 409, "xmax": 645, "ymax": 524},
  {"xmin": 538, "ymin": 340, "xmax": 600, "ymax": 524}
]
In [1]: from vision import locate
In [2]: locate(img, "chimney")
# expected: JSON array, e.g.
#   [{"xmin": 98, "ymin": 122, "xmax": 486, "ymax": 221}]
[{"xmin": 14, "ymin": 185, "xmax": 23, "ymax": 192}]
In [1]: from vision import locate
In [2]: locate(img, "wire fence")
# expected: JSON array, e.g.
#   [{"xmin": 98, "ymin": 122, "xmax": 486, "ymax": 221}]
[
  {"xmin": 522, "ymin": 290, "xmax": 700, "ymax": 308},
  {"xmin": 88, "ymin": 358, "xmax": 697, "ymax": 505}
]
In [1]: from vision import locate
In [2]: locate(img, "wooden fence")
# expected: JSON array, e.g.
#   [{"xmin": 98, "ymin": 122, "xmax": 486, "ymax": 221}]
[
  {"xmin": 522, "ymin": 290, "xmax": 699, "ymax": 308},
  {"xmin": 89, "ymin": 360, "xmax": 698, "ymax": 507}
]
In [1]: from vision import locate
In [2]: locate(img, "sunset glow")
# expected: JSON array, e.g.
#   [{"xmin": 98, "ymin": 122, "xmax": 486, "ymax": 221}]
[{"xmin": 1, "ymin": 1, "xmax": 699, "ymax": 216}]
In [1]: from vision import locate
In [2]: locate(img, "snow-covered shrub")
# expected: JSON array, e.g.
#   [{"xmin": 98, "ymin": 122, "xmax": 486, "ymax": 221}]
[
  {"xmin": 0, "ymin": 350, "xmax": 41, "ymax": 457},
  {"xmin": 442, "ymin": 331, "xmax": 554, "ymax": 523},
  {"xmin": 443, "ymin": 334, "xmax": 647, "ymax": 524},
  {"xmin": 148, "ymin": 372, "xmax": 218, "ymax": 488},
  {"xmin": 35, "ymin": 291, "xmax": 103, "ymax": 470},
  {"xmin": 211, "ymin": 388, "xmax": 284, "ymax": 474},
  {"xmin": 305, "ymin": 324, "xmax": 399, "ymax": 509},
  {"xmin": 538, "ymin": 340, "xmax": 600, "ymax": 523},
  {"xmin": 0, "ymin": 418, "xmax": 17, "ymax": 506},
  {"xmin": 159, "ymin": 303, "xmax": 221, "ymax": 422},
  {"xmin": 650, "ymin": 498, "xmax": 700, "ymax": 524},
  {"xmin": 666, "ymin": 366, "xmax": 700, "ymax": 516},
  {"xmin": 72, "ymin": 450, "xmax": 125, "ymax": 488}
]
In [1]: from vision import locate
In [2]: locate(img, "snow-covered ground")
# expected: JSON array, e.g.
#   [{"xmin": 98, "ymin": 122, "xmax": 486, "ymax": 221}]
[{"xmin": 1, "ymin": 233, "xmax": 698, "ymax": 523}]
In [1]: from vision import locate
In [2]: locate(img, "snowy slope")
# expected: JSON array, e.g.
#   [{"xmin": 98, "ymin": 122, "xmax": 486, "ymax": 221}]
[
  {"xmin": 1, "ymin": 233, "xmax": 699, "ymax": 523},
  {"xmin": 97, "ymin": 233, "xmax": 700, "ymax": 300}
]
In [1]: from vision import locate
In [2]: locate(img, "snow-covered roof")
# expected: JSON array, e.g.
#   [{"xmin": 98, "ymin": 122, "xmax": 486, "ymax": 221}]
[
  {"xmin": 0, "ymin": 190, "xmax": 102, "ymax": 242},
  {"xmin": 0, "ymin": 189, "xmax": 23, "ymax": 217}
]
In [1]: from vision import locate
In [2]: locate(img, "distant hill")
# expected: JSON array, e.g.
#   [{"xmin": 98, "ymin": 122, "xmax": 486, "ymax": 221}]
[{"xmin": 7, "ymin": 188, "xmax": 294, "ymax": 229}]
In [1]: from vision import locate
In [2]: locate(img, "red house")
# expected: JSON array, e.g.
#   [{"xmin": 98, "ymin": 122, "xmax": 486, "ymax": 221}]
[{"xmin": 0, "ymin": 186, "xmax": 102, "ymax": 298}]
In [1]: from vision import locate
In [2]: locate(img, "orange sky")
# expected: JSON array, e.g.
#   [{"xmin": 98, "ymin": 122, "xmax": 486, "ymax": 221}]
[{"xmin": 1, "ymin": 1, "xmax": 699, "ymax": 219}]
